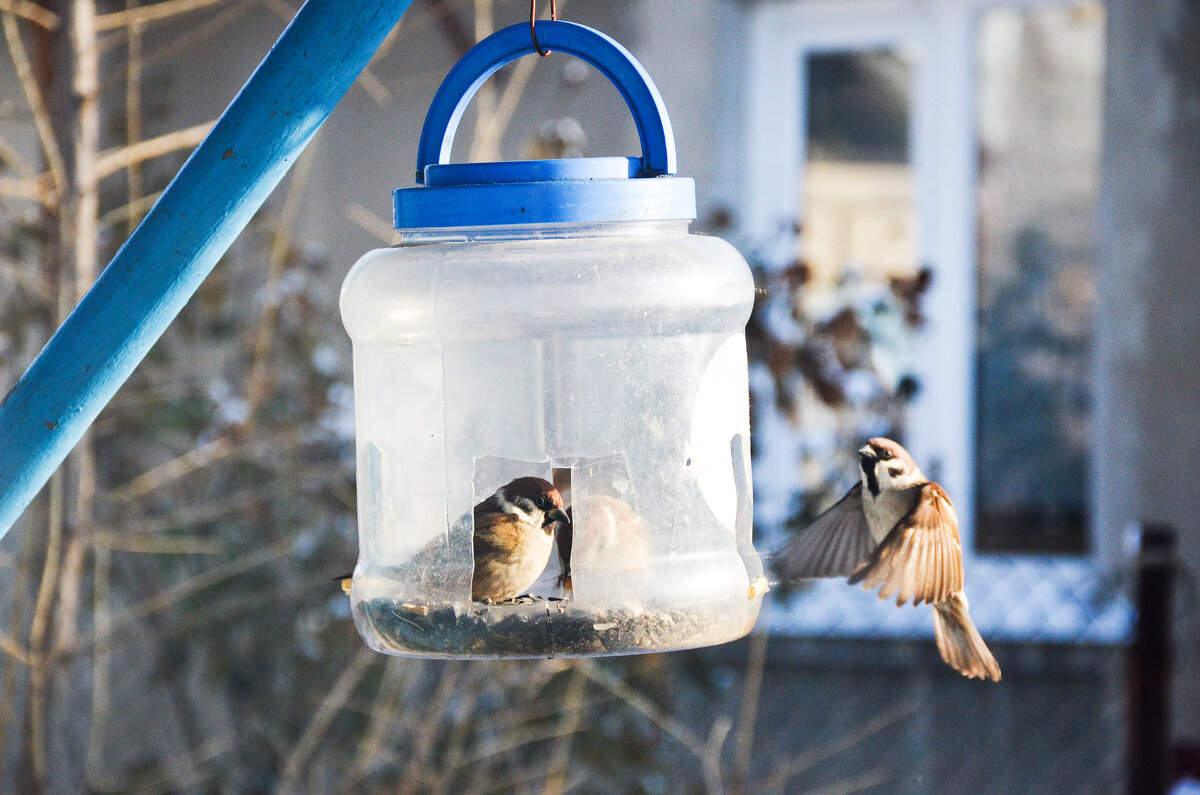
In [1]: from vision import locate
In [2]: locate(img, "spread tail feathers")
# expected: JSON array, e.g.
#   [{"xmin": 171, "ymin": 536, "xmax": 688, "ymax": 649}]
[{"xmin": 932, "ymin": 593, "xmax": 1001, "ymax": 681}]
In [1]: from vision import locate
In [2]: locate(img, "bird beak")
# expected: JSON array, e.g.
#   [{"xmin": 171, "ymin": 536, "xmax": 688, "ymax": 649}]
[
  {"xmin": 858, "ymin": 444, "xmax": 874, "ymax": 458},
  {"xmin": 545, "ymin": 508, "xmax": 570, "ymax": 527}
]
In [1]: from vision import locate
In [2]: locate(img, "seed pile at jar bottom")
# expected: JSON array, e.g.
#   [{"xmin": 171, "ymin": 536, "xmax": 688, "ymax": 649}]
[{"xmin": 360, "ymin": 595, "xmax": 756, "ymax": 658}]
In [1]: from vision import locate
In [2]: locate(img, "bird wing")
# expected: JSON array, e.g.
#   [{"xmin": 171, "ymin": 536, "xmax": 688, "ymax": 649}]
[
  {"xmin": 772, "ymin": 483, "xmax": 874, "ymax": 580},
  {"xmin": 472, "ymin": 508, "xmax": 523, "ymax": 561},
  {"xmin": 848, "ymin": 482, "xmax": 964, "ymax": 606}
]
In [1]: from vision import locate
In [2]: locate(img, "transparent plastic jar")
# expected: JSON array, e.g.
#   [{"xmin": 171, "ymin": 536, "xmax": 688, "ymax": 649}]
[{"xmin": 340, "ymin": 21, "xmax": 763, "ymax": 658}]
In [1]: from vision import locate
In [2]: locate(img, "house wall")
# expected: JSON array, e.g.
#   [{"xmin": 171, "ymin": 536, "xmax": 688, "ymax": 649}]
[{"xmin": 1097, "ymin": 0, "xmax": 1200, "ymax": 742}]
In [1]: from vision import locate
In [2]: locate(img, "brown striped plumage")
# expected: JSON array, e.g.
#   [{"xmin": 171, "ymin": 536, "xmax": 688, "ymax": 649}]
[{"xmin": 773, "ymin": 438, "xmax": 1000, "ymax": 681}]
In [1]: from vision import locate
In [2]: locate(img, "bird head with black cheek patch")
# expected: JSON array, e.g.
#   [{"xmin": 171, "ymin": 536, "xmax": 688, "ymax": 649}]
[
  {"xmin": 858, "ymin": 438, "xmax": 925, "ymax": 496},
  {"xmin": 499, "ymin": 477, "xmax": 570, "ymax": 536}
]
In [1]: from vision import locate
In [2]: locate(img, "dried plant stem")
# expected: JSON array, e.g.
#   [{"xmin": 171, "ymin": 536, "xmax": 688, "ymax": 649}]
[
  {"xmin": 481, "ymin": 54, "xmax": 537, "ymax": 150},
  {"xmin": 467, "ymin": 0, "xmax": 497, "ymax": 162},
  {"xmin": 732, "ymin": 630, "xmax": 769, "ymax": 790},
  {"xmin": 125, "ymin": 0, "xmax": 144, "ymax": 233},
  {"xmin": 53, "ymin": 0, "xmax": 102, "ymax": 670},
  {"xmin": 278, "ymin": 646, "xmax": 376, "ymax": 792},
  {"xmin": 73, "ymin": 0, "xmax": 99, "ymax": 286},
  {"xmin": 703, "ymin": 715, "xmax": 734, "ymax": 795},
  {"xmin": 51, "ymin": 534, "xmax": 87, "ymax": 652},
  {"xmin": 398, "ymin": 664, "xmax": 465, "ymax": 794},
  {"xmin": 0, "ymin": 0, "xmax": 58, "ymax": 31},
  {"xmin": 474, "ymin": 0, "xmax": 569, "ymax": 161},
  {"xmin": 95, "ymin": 0, "xmax": 224, "ymax": 30},
  {"xmin": 345, "ymin": 202, "xmax": 396, "ymax": 244},
  {"xmin": 122, "ymin": 733, "xmax": 233, "ymax": 795},
  {"xmin": 0, "ymin": 174, "xmax": 48, "ymax": 203},
  {"xmin": 99, "ymin": 1, "xmax": 245, "ymax": 85},
  {"xmin": 119, "ymin": 488, "xmax": 261, "ymax": 535},
  {"xmin": 90, "ymin": 532, "xmax": 222, "ymax": 555},
  {"xmin": 245, "ymin": 143, "xmax": 316, "ymax": 414},
  {"xmin": 76, "ymin": 540, "xmax": 291, "ymax": 655},
  {"xmin": 344, "ymin": 661, "xmax": 414, "ymax": 790},
  {"xmin": 0, "ymin": 629, "xmax": 33, "ymax": 665},
  {"xmin": 28, "ymin": 470, "xmax": 65, "ymax": 787},
  {"xmin": 0, "ymin": 253, "xmax": 53, "ymax": 300},
  {"xmin": 0, "ymin": 513, "xmax": 39, "ymax": 771},
  {"xmin": 540, "ymin": 666, "xmax": 586, "ymax": 795},
  {"xmin": 575, "ymin": 660, "xmax": 711, "ymax": 767},
  {"xmin": 98, "ymin": 188, "xmax": 161, "ymax": 230},
  {"xmin": 0, "ymin": 130, "xmax": 37, "ymax": 181},
  {"xmin": 807, "ymin": 769, "xmax": 893, "ymax": 795},
  {"xmin": 2, "ymin": 9, "xmax": 67, "ymax": 201},
  {"xmin": 109, "ymin": 434, "xmax": 235, "ymax": 502},
  {"xmin": 84, "ymin": 542, "xmax": 112, "ymax": 788},
  {"xmin": 761, "ymin": 701, "xmax": 917, "ymax": 794},
  {"xmin": 95, "ymin": 120, "xmax": 214, "ymax": 180}
]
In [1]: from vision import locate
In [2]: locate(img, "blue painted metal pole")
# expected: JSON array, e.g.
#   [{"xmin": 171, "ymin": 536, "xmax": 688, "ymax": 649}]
[{"xmin": 0, "ymin": 0, "xmax": 414, "ymax": 538}]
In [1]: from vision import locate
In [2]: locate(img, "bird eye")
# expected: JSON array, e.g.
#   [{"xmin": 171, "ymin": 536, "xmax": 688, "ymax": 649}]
[
  {"xmin": 534, "ymin": 496, "xmax": 548, "ymax": 509},
  {"xmin": 876, "ymin": 448, "xmax": 893, "ymax": 461}
]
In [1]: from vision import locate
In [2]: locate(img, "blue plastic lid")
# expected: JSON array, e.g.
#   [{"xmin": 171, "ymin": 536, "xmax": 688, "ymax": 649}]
[{"xmin": 395, "ymin": 21, "xmax": 696, "ymax": 230}]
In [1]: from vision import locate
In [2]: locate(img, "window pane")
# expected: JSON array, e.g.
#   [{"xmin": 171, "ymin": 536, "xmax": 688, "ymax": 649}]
[
  {"xmin": 973, "ymin": 5, "xmax": 1105, "ymax": 553},
  {"xmin": 763, "ymin": 48, "xmax": 922, "ymax": 521},
  {"xmin": 804, "ymin": 50, "xmax": 918, "ymax": 284}
]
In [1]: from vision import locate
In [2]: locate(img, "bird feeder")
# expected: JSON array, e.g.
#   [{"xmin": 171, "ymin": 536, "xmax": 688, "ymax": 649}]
[{"xmin": 341, "ymin": 21, "xmax": 763, "ymax": 658}]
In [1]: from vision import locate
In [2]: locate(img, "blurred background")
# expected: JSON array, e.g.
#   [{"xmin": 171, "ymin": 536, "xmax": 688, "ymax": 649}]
[{"xmin": 0, "ymin": 0, "xmax": 1197, "ymax": 791}]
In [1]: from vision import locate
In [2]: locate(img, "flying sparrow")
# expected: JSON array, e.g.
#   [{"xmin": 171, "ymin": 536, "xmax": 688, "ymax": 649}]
[
  {"xmin": 336, "ymin": 476, "xmax": 570, "ymax": 604},
  {"xmin": 471, "ymin": 476, "xmax": 570, "ymax": 603},
  {"xmin": 772, "ymin": 438, "xmax": 1001, "ymax": 681}
]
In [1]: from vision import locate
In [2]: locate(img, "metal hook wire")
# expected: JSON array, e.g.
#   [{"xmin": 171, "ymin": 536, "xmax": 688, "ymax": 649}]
[{"xmin": 530, "ymin": 0, "xmax": 558, "ymax": 57}]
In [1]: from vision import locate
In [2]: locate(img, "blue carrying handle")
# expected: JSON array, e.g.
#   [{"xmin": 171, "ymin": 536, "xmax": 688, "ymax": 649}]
[{"xmin": 415, "ymin": 21, "xmax": 676, "ymax": 183}]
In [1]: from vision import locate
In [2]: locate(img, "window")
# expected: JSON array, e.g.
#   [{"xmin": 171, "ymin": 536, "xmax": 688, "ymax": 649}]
[
  {"xmin": 973, "ymin": 6, "xmax": 1105, "ymax": 554},
  {"xmin": 745, "ymin": 0, "xmax": 1130, "ymax": 643}
]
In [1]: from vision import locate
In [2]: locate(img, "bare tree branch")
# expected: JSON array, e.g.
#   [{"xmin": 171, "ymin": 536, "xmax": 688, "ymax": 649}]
[
  {"xmin": 28, "ymin": 471, "xmax": 65, "ymax": 786},
  {"xmin": 540, "ymin": 666, "xmax": 585, "ymax": 794},
  {"xmin": 98, "ymin": 188, "xmax": 161, "ymax": 230},
  {"xmin": 95, "ymin": 120, "xmax": 213, "ymax": 180},
  {"xmin": 0, "ymin": 174, "xmax": 48, "ymax": 203},
  {"xmin": 0, "ymin": 253, "xmax": 54, "ymax": 300},
  {"xmin": 2, "ymin": 9, "xmax": 67, "ymax": 200},
  {"xmin": 761, "ymin": 701, "xmax": 917, "ymax": 794},
  {"xmin": 398, "ymin": 664, "xmax": 466, "ymax": 794},
  {"xmin": 278, "ymin": 646, "xmax": 377, "ymax": 791},
  {"xmin": 118, "ymin": 489, "xmax": 262, "ymax": 535},
  {"xmin": 0, "ymin": 513, "xmax": 40, "ymax": 769},
  {"xmin": 345, "ymin": 202, "xmax": 396, "ymax": 244},
  {"xmin": 125, "ymin": 0, "xmax": 145, "ymax": 233},
  {"xmin": 344, "ymin": 661, "xmax": 413, "ymax": 790},
  {"xmin": 732, "ymin": 629, "xmax": 768, "ymax": 788},
  {"xmin": 99, "ymin": 1, "xmax": 246, "ymax": 80},
  {"xmin": 94, "ymin": 0, "xmax": 225, "ymax": 31},
  {"xmin": 575, "ymin": 660, "xmax": 711, "ymax": 767},
  {"xmin": 84, "ymin": 543, "xmax": 112, "ymax": 788},
  {"xmin": 244, "ymin": 142, "xmax": 316, "ymax": 415},
  {"xmin": 0, "ymin": 128, "xmax": 38, "ymax": 180},
  {"xmin": 702, "ymin": 715, "xmax": 733, "ymax": 795},
  {"xmin": 109, "ymin": 435, "xmax": 235, "ymax": 502},
  {"xmin": 72, "ymin": 540, "xmax": 292, "ymax": 655},
  {"xmin": 0, "ymin": 629, "xmax": 33, "ymax": 665},
  {"xmin": 0, "ymin": 0, "xmax": 58, "ymax": 30},
  {"xmin": 91, "ymin": 532, "xmax": 223, "ymax": 554}
]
